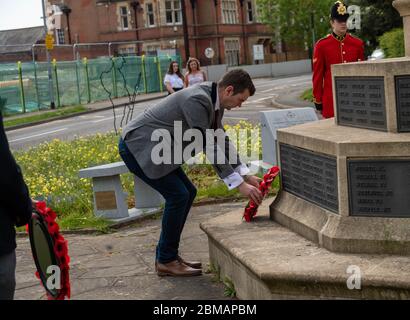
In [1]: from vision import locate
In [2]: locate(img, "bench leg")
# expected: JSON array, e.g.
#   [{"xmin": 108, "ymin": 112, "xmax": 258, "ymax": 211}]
[
  {"xmin": 92, "ymin": 176, "xmax": 129, "ymax": 219},
  {"xmin": 133, "ymin": 175, "xmax": 165, "ymax": 209}
]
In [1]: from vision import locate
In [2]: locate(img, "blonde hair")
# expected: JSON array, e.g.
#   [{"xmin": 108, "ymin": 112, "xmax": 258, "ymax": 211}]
[{"xmin": 186, "ymin": 57, "xmax": 201, "ymax": 73}]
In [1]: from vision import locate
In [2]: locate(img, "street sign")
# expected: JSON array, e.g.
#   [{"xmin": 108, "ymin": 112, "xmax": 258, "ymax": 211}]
[
  {"xmin": 45, "ymin": 34, "xmax": 54, "ymax": 50},
  {"xmin": 253, "ymin": 44, "xmax": 264, "ymax": 61},
  {"xmin": 205, "ymin": 47, "xmax": 215, "ymax": 59}
]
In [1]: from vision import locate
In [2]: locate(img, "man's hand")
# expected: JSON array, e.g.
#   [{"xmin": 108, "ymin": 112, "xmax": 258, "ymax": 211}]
[
  {"xmin": 238, "ymin": 181, "xmax": 263, "ymax": 206},
  {"xmin": 244, "ymin": 175, "xmax": 262, "ymax": 188}
]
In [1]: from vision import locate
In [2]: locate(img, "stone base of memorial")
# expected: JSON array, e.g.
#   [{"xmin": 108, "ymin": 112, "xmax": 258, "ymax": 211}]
[{"xmin": 270, "ymin": 118, "xmax": 410, "ymax": 255}]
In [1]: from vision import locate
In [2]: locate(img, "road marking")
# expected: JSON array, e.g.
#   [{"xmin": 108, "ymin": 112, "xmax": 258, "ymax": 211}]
[
  {"xmin": 224, "ymin": 116, "xmax": 248, "ymax": 120},
  {"xmin": 92, "ymin": 115, "xmax": 122, "ymax": 123},
  {"xmin": 9, "ymin": 128, "xmax": 67, "ymax": 143},
  {"xmin": 261, "ymin": 88, "xmax": 275, "ymax": 93},
  {"xmin": 80, "ymin": 115, "xmax": 105, "ymax": 119}
]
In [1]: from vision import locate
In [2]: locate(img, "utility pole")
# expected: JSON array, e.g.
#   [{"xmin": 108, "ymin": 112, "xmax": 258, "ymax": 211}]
[
  {"xmin": 180, "ymin": 0, "xmax": 190, "ymax": 62},
  {"xmin": 41, "ymin": 0, "xmax": 56, "ymax": 109}
]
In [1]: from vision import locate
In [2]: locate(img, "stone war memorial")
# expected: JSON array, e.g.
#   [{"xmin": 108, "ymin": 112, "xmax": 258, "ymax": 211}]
[{"xmin": 201, "ymin": 0, "xmax": 410, "ymax": 299}]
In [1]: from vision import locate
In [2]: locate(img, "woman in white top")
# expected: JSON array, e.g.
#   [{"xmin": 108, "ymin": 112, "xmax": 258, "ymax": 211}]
[
  {"xmin": 184, "ymin": 57, "xmax": 207, "ymax": 87},
  {"xmin": 164, "ymin": 61, "xmax": 185, "ymax": 95}
]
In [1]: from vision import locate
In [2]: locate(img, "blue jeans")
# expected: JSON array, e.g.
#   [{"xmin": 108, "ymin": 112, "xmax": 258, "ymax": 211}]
[{"xmin": 119, "ymin": 137, "xmax": 197, "ymax": 264}]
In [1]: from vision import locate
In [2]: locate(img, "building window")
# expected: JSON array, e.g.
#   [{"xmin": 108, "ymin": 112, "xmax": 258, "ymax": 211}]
[
  {"xmin": 246, "ymin": 1, "xmax": 254, "ymax": 23},
  {"xmin": 118, "ymin": 46, "xmax": 136, "ymax": 56},
  {"xmin": 56, "ymin": 29, "xmax": 65, "ymax": 45},
  {"xmin": 225, "ymin": 39, "xmax": 240, "ymax": 66},
  {"xmin": 222, "ymin": 0, "xmax": 238, "ymax": 24},
  {"xmin": 165, "ymin": 0, "xmax": 182, "ymax": 25},
  {"xmin": 146, "ymin": 3, "xmax": 155, "ymax": 27},
  {"xmin": 119, "ymin": 6, "xmax": 129, "ymax": 30},
  {"xmin": 146, "ymin": 44, "xmax": 160, "ymax": 56}
]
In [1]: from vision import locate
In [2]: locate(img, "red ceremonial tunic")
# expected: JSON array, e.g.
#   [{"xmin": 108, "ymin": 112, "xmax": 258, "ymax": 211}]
[{"xmin": 312, "ymin": 33, "xmax": 365, "ymax": 118}]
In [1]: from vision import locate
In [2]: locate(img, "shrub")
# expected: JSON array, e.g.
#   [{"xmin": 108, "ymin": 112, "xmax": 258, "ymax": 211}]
[{"xmin": 379, "ymin": 28, "xmax": 405, "ymax": 58}]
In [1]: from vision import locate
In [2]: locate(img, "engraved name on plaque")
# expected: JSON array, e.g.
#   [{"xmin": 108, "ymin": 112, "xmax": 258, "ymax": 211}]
[
  {"xmin": 279, "ymin": 144, "xmax": 338, "ymax": 213},
  {"xmin": 348, "ymin": 159, "xmax": 410, "ymax": 217},
  {"xmin": 396, "ymin": 75, "xmax": 410, "ymax": 132},
  {"xmin": 335, "ymin": 77, "xmax": 386, "ymax": 131}
]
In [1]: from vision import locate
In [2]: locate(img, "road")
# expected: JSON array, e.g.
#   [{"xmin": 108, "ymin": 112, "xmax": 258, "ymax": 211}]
[{"xmin": 7, "ymin": 74, "xmax": 312, "ymax": 151}]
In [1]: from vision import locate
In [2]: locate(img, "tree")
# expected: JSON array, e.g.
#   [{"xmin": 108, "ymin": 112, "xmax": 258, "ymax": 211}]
[
  {"xmin": 256, "ymin": 0, "xmax": 334, "ymax": 55},
  {"xmin": 349, "ymin": 0, "xmax": 402, "ymax": 57},
  {"xmin": 257, "ymin": 0, "xmax": 403, "ymax": 58}
]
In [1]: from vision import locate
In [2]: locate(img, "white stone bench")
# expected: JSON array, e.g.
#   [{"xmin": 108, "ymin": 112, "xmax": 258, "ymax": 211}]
[{"xmin": 79, "ymin": 161, "xmax": 164, "ymax": 221}]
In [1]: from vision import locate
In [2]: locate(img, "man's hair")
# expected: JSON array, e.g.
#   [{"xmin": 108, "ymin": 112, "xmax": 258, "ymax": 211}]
[{"xmin": 218, "ymin": 69, "xmax": 255, "ymax": 96}]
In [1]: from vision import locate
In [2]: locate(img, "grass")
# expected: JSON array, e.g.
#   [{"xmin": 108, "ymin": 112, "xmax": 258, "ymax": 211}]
[
  {"xmin": 206, "ymin": 263, "xmax": 236, "ymax": 298},
  {"xmin": 223, "ymin": 276, "xmax": 236, "ymax": 298},
  {"xmin": 300, "ymin": 88, "xmax": 313, "ymax": 102},
  {"xmin": 3, "ymin": 105, "xmax": 87, "ymax": 128}
]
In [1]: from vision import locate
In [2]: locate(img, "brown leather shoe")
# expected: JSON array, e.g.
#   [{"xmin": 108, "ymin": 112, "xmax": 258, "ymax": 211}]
[
  {"xmin": 177, "ymin": 255, "xmax": 202, "ymax": 269},
  {"xmin": 156, "ymin": 260, "xmax": 202, "ymax": 277}
]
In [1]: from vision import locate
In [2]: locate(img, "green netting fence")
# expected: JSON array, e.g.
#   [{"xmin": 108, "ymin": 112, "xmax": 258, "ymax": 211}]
[{"xmin": 0, "ymin": 54, "xmax": 181, "ymax": 115}]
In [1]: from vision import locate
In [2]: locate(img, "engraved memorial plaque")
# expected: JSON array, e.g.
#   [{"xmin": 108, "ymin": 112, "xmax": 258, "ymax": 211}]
[
  {"xmin": 335, "ymin": 77, "xmax": 386, "ymax": 131},
  {"xmin": 279, "ymin": 144, "xmax": 338, "ymax": 213},
  {"xmin": 396, "ymin": 76, "xmax": 410, "ymax": 132},
  {"xmin": 95, "ymin": 191, "xmax": 118, "ymax": 210},
  {"xmin": 348, "ymin": 159, "xmax": 410, "ymax": 217}
]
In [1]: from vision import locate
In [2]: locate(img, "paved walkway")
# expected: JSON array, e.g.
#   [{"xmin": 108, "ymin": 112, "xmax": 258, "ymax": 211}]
[{"xmin": 15, "ymin": 201, "xmax": 246, "ymax": 300}]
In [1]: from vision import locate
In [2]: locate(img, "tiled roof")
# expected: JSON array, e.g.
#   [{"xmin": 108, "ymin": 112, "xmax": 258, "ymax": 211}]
[{"xmin": 0, "ymin": 26, "xmax": 45, "ymax": 54}]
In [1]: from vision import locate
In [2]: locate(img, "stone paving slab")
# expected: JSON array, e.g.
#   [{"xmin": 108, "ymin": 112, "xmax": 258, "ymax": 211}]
[{"xmin": 14, "ymin": 201, "xmax": 246, "ymax": 300}]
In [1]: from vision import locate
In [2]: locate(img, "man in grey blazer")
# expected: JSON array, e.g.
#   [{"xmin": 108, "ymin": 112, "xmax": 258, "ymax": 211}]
[{"xmin": 119, "ymin": 69, "xmax": 262, "ymax": 277}]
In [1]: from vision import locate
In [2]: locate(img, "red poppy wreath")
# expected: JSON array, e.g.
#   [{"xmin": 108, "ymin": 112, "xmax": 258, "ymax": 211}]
[
  {"xmin": 27, "ymin": 201, "xmax": 71, "ymax": 300},
  {"xmin": 243, "ymin": 166, "xmax": 280, "ymax": 222}
]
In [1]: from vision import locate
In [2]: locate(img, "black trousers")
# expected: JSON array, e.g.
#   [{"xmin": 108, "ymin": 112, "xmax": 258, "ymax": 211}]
[{"xmin": 0, "ymin": 251, "xmax": 16, "ymax": 300}]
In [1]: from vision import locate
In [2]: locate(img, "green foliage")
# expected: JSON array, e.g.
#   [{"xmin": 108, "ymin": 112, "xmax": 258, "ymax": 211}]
[
  {"xmin": 300, "ymin": 88, "xmax": 313, "ymax": 102},
  {"xmin": 256, "ymin": 0, "xmax": 334, "ymax": 50},
  {"xmin": 223, "ymin": 277, "xmax": 236, "ymax": 298},
  {"xmin": 379, "ymin": 28, "xmax": 404, "ymax": 58},
  {"xmin": 349, "ymin": 0, "xmax": 402, "ymax": 57}
]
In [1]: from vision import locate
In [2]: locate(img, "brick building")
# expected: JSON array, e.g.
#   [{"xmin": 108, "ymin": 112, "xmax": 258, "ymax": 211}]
[{"xmin": 1, "ymin": 0, "xmax": 308, "ymax": 65}]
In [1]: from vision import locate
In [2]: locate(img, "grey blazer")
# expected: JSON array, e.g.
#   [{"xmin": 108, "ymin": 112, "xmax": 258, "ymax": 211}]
[{"xmin": 122, "ymin": 82, "xmax": 243, "ymax": 180}]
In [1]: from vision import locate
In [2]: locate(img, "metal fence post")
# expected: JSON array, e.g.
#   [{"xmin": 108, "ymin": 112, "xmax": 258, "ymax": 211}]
[
  {"xmin": 17, "ymin": 61, "xmax": 26, "ymax": 113},
  {"xmin": 75, "ymin": 59, "xmax": 81, "ymax": 104},
  {"xmin": 112, "ymin": 57, "xmax": 118, "ymax": 98},
  {"xmin": 141, "ymin": 54, "xmax": 147, "ymax": 94},
  {"xmin": 52, "ymin": 59, "xmax": 61, "ymax": 108},
  {"xmin": 155, "ymin": 57, "xmax": 163, "ymax": 92},
  {"xmin": 83, "ymin": 57, "xmax": 91, "ymax": 103}
]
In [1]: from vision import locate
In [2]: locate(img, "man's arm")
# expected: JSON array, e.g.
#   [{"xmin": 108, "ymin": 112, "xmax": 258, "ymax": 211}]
[
  {"xmin": 181, "ymin": 95, "xmax": 262, "ymax": 205},
  {"xmin": 0, "ymin": 113, "xmax": 32, "ymax": 227}
]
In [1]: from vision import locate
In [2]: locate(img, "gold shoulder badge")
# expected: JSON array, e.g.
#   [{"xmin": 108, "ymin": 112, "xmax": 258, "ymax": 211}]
[{"xmin": 337, "ymin": 2, "xmax": 347, "ymax": 15}]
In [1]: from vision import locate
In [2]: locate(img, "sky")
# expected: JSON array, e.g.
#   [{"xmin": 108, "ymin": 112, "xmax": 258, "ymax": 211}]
[{"xmin": 0, "ymin": 0, "xmax": 43, "ymax": 31}]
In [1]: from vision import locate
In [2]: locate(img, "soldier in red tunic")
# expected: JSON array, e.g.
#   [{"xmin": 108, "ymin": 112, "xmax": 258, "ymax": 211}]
[{"xmin": 313, "ymin": 1, "xmax": 365, "ymax": 118}]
